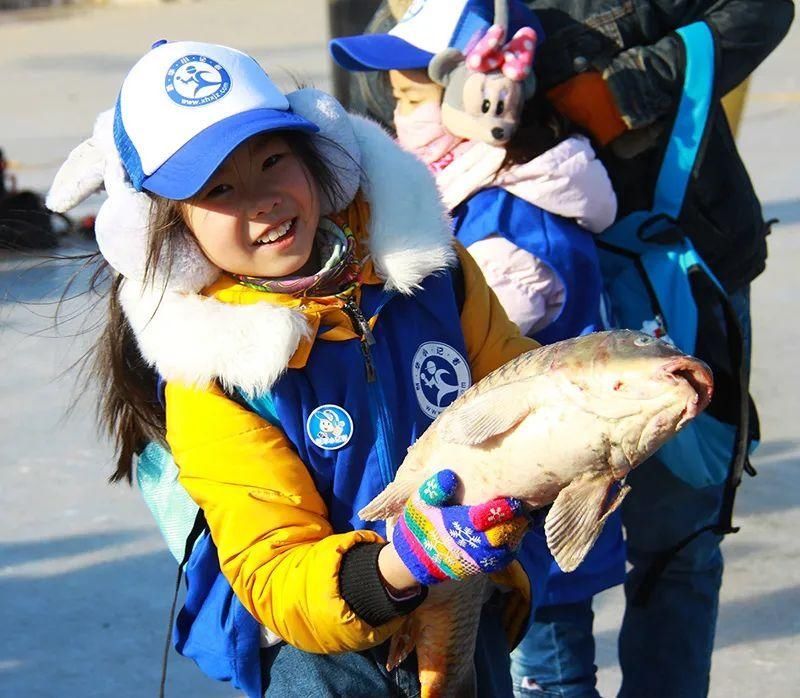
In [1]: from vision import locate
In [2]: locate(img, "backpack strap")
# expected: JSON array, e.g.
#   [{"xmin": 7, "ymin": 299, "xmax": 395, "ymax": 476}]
[
  {"xmin": 711, "ymin": 291, "xmax": 756, "ymax": 532},
  {"xmin": 602, "ymin": 21, "xmax": 716, "ymax": 253},
  {"xmin": 651, "ymin": 22, "xmax": 716, "ymax": 223},
  {"xmin": 159, "ymin": 507, "xmax": 208, "ymax": 697}
]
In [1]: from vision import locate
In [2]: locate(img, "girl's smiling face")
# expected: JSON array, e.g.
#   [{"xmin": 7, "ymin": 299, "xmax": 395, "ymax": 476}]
[{"xmin": 182, "ymin": 133, "xmax": 321, "ymax": 279}]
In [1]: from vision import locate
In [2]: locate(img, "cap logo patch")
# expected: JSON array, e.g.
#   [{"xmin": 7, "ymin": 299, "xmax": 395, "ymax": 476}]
[{"xmin": 165, "ymin": 55, "xmax": 231, "ymax": 107}]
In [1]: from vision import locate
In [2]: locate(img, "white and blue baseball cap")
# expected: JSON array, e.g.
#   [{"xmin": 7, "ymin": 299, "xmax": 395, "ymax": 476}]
[
  {"xmin": 114, "ymin": 40, "xmax": 319, "ymax": 200},
  {"xmin": 330, "ymin": 0, "xmax": 542, "ymax": 72}
]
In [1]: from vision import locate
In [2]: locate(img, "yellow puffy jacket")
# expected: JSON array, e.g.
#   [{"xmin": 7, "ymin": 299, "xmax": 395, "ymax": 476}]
[{"xmin": 165, "ymin": 199, "xmax": 538, "ymax": 655}]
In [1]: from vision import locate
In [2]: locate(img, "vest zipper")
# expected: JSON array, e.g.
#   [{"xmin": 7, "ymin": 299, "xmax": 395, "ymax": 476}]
[
  {"xmin": 341, "ymin": 295, "xmax": 396, "ymax": 489},
  {"xmin": 342, "ymin": 296, "xmax": 377, "ymax": 382}
]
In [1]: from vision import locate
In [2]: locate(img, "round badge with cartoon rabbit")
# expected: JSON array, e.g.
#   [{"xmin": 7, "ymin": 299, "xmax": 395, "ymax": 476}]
[{"xmin": 306, "ymin": 404, "xmax": 354, "ymax": 451}]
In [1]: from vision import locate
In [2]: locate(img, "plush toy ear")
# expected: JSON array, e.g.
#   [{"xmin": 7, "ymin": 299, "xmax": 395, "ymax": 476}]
[
  {"xmin": 428, "ymin": 49, "xmax": 466, "ymax": 87},
  {"xmin": 46, "ymin": 137, "xmax": 105, "ymax": 213}
]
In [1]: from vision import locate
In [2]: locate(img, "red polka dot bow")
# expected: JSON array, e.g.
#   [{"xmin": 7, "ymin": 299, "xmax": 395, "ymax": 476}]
[{"xmin": 466, "ymin": 25, "xmax": 538, "ymax": 81}]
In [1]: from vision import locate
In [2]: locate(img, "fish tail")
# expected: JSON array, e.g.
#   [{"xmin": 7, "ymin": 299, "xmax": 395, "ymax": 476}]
[
  {"xmin": 388, "ymin": 604, "xmax": 451, "ymax": 697},
  {"xmin": 387, "ymin": 616, "xmax": 416, "ymax": 671},
  {"xmin": 415, "ymin": 595, "xmax": 477, "ymax": 698}
]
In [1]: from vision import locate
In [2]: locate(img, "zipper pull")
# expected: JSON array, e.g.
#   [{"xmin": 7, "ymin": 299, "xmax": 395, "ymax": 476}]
[
  {"xmin": 342, "ymin": 296, "xmax": 377, "ymax": 382},
  {"xmin": 344, "ymin": 297, "xmax": 376, "ymax": 346},
  {"xmin": 360, "ymin": 342, "xmax": 377, "ymax": 382}
]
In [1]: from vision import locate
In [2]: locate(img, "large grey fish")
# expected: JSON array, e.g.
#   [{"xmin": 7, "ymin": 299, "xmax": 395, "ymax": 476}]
[{"xmin": 360, "ymin": 330, "xmax": 713, "ymax": 697}]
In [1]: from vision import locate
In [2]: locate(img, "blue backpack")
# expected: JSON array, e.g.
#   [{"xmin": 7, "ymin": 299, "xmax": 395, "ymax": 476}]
[{"xmin": 596, "ymin": 22, "xmax": 758, "ymax": 596}]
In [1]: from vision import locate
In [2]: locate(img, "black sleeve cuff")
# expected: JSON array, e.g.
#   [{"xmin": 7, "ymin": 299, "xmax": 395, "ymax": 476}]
[{"xmin": 339, "ymin": 542, "xmax": 427, "ymax": 627}]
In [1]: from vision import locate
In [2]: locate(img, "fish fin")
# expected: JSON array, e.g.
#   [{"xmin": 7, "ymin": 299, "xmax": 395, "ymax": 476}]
[
  {"xmin": 436, "ymin": 381, "xmax": 535, "ymax": 446},
  {"xmin": 387, "ymin": 616, "xmax": 417, "ymax": 671},
  {"xmin": 545, "ymin": 473, "xmax": 630, "ymax": 572},
  {"xmin": 358, "ymin": 478, "xmax": 417, "ymax": 521}
]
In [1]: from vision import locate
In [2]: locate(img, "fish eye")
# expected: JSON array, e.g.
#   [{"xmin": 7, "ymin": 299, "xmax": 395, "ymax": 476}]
[{"xmin": 634, "ymin": 335, "xmax": 657, "ymax": 346}]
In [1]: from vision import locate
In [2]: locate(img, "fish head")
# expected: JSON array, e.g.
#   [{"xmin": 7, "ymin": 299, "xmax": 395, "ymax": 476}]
[{"xmin": 555, "ymin": 331, "xmax": 713, "ymax": 478}]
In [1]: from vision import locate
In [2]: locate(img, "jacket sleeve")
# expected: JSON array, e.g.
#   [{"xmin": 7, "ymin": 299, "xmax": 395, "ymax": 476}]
[
  {"xmin": 165, "ymin": 380, "xmax": 405, "ymax": 653},
  {"xmin": 603, "ymin": 0, "xmax": 794, "ymax": 129},
  {"xmin": 467, "ymin": 236, "xmax": 565, "ymax": 337},
  {"xmin": 455, "ymin": 240, "xmax": 541, "ymax": 381}
]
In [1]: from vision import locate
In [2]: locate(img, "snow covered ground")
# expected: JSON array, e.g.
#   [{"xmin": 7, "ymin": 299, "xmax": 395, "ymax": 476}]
[{"xmin": 0, "ymin": 2, "xmax": 797, "ymax": 696}]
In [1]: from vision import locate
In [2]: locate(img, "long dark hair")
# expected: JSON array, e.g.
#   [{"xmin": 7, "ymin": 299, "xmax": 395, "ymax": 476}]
[
  {"xmin": 93, "ymin": 130, "xmax": 353, "ymax": 483},
  {"xmin": 498, "ymin": 90, "xmax": 577, "ymax": 172}
]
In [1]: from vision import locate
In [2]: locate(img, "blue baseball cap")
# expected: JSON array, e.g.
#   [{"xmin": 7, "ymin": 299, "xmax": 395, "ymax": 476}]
[
  {"xmin": 114, "ymin": 40, "xmax": 319, "ymax": 200},
  {"xmin": 330, "ymin": 0, "xmax": 542, "ymax": 72}
]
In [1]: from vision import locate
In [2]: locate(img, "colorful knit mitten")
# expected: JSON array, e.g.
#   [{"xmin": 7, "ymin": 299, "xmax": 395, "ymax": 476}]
[{"xmin": 392, "ymin": 469, "xmax": 529, "ymax": 586}]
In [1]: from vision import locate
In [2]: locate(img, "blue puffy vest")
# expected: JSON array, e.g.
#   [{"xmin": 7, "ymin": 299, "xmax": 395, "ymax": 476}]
[{"xmin": 452, "ymin": 189, "xmax": 603, "ymax": 345}]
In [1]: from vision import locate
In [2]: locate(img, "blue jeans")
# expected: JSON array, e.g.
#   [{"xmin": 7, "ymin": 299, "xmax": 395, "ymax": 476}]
[
  {"xmin": 618, "ymin": 286, "xmax": 751, "ymax": 698},
  {"xmin": 511, "ymin": 600, "xmax": 600, "ymax": 698},
  {"xmin": 261, "ymin": 592, "xmax": 515, "ymax": 697},
  {"xmin": 510, "ymin": 516, "xmax": 624, "ymax": 698},
  {"xmin": 618, "ymin": 459, "xmax": 724, "ymax": 698}
]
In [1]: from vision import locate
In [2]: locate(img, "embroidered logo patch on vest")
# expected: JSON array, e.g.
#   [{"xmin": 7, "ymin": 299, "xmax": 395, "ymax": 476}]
[
  {"xmin": 165, "ymin": 55, "xmax": 231, "ymax": 107},
  {"xmin": 307, "ymin": 404, "xmax": 354, "ymax": 451},
  {"xmin": 412, "ymin": 342, "xmax": 471, "ymax": 419}
]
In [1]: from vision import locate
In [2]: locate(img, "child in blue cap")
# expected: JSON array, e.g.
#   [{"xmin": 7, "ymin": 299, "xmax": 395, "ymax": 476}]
[
  {"xmin": 47, "ymin": 38, "xmax": 554, "ymax": 697},
  {"xmin": 332, "ymin": 1, "xmax": 624, "ymax": 696}
]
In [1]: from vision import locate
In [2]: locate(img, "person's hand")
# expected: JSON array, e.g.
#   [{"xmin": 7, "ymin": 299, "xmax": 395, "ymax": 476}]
[
  {"xmin": 547, "ymin": 71, "xmax": 628, "ymax": 146},
  {"xmin": 387, "ymin": 469, "xmax": 529, "ymax": 587}
]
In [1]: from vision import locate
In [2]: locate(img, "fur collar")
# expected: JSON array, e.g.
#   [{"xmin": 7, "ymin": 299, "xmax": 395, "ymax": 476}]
[{"xmin": 122, "ymin": 115, "xmax": 455, "ymax": 396}]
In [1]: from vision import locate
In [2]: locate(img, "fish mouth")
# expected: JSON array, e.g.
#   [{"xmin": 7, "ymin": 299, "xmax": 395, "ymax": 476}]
[{"xmin": 664, "ymin": 357, "xmax": 714, "ymax": 426}]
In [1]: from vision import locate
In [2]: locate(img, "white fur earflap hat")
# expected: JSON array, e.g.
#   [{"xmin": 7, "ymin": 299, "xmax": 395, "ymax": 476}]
[
  {"xmin": 47, "ymin": 40, "xmax": 362, "ymax": 292},
  {"xmin": 45, "ymin": 40, "xmax": 454, "ymax": 395}
]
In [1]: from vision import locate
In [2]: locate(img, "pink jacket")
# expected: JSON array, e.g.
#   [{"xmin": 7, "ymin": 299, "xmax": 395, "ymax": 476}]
[{"xmin": 436, "ymin": 136, "xmax": 616, "ymax": 335}]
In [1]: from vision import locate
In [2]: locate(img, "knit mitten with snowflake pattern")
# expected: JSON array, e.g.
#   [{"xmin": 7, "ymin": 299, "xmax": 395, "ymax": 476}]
[{"xmin": 391, "ymin": 469, "xmax": 529, "ymax": 586}]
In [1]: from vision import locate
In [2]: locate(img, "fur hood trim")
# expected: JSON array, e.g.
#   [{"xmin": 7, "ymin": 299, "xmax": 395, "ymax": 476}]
[
  {"xmin": 121, "ymin": 114, "xmax": 455, "ymax": 395},
  {"xmin": 352, "ymin": 115, "xmax": 457, "ymax": 294}
]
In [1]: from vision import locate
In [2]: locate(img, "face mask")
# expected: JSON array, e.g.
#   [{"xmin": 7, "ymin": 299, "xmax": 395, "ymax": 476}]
[{"xmin": 394, "ymin": 101, "xmax": 462, "ymax": 166}]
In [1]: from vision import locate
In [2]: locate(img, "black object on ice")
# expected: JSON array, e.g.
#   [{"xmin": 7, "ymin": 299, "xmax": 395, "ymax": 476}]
[{"xmin": 0, "ymin": 147, "xmax": 66, "ymax": 250}]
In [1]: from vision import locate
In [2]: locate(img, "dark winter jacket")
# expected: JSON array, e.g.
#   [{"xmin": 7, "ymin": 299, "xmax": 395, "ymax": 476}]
[{"xmin": 528, "ymin": 0, "xmax": 794, "ymax": 291}]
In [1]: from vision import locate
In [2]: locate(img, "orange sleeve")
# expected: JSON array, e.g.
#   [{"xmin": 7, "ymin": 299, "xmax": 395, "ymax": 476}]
[
  {"xmin": 547, "ymin": 71, "xmax": 628, "ymax": 146},
  {"xmin": 165, "ymin": 381, "xmax": 402, "ymax": 653}
]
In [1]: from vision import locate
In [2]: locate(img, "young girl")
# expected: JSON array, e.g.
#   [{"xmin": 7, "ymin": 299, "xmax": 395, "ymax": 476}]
[
  {"xmin": 46, "ymin": 40, "xmax": 551, "ymax": 697},
  {"xmin": 330, "ymin": 1, "xmax": 624, "ymax": 695}
]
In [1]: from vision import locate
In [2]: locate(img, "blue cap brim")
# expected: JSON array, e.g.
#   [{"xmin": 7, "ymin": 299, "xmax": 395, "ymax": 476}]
[
  {"xmin": 330, "ymin": 34, "xmax": 434, "ymax": 72},
  {"xmin": 141, "ymin": 109, "xmax": 319, "ymax": 200}
]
